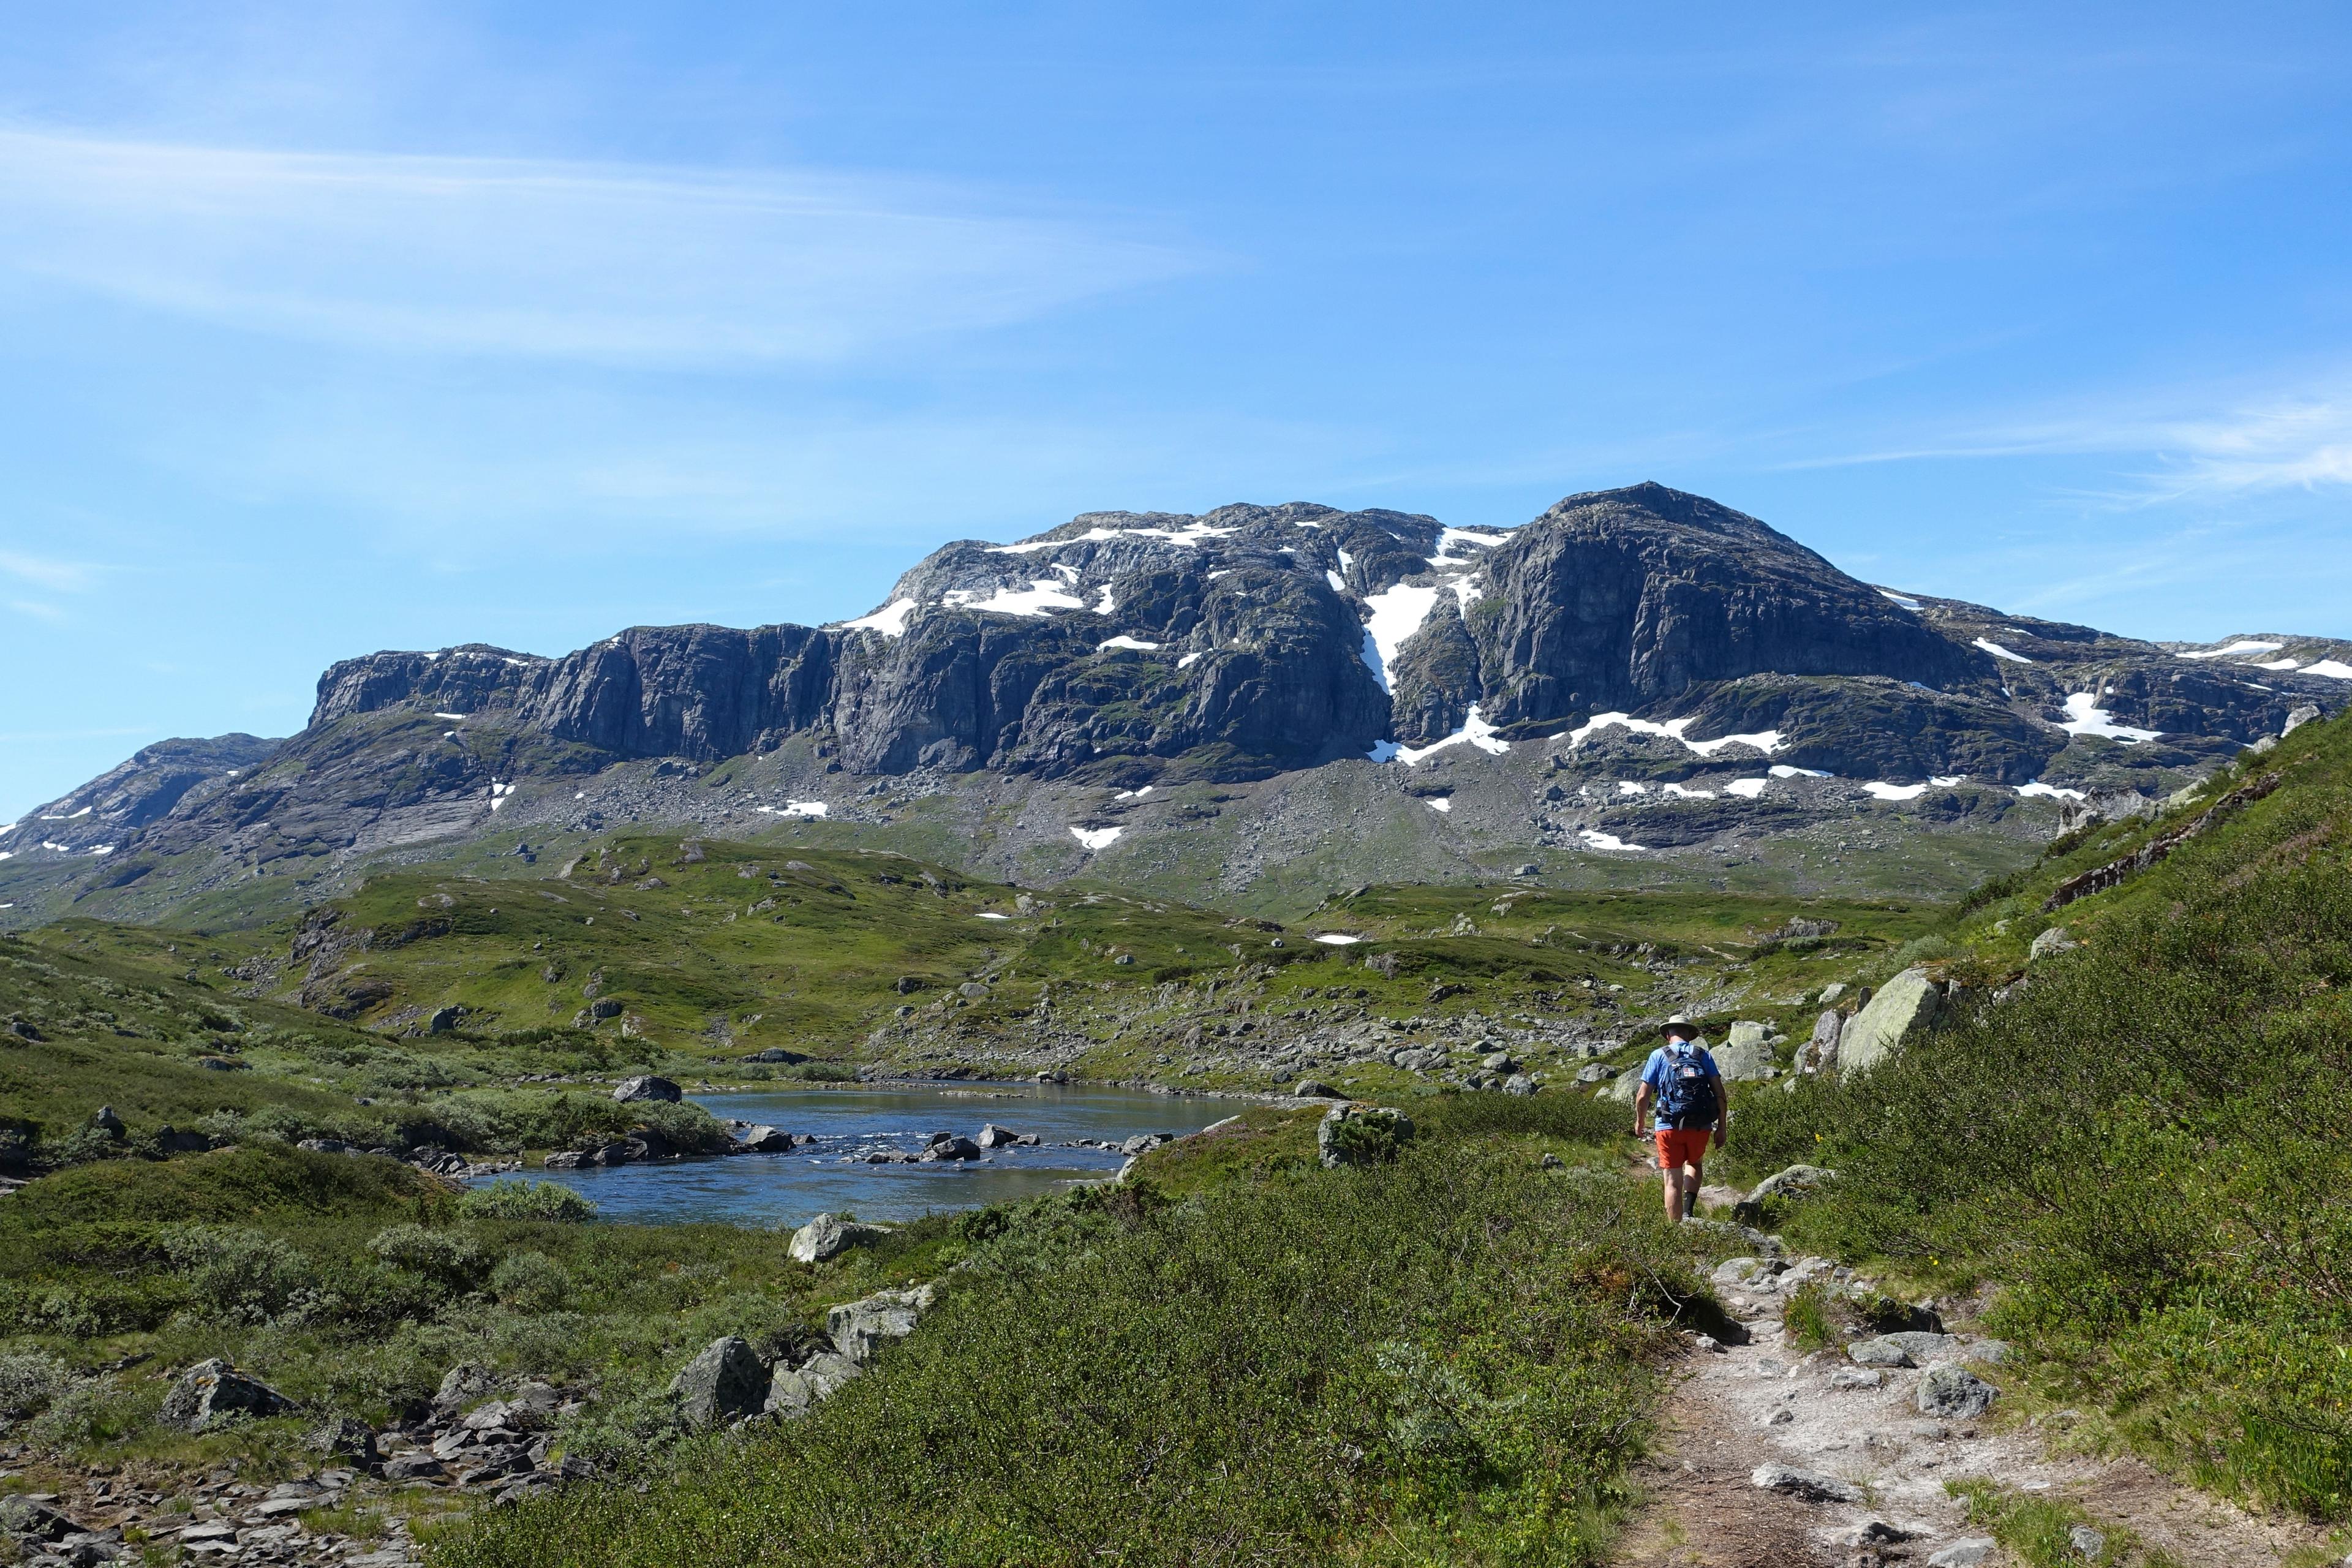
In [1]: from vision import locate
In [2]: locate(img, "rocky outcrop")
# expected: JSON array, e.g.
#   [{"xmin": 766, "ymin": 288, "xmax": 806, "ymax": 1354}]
[
  {"xmin": 1836, "ymin": 969, "xmax": 1942, "ymax": 1074},
  {"xmin": 160, "ymin": 1359, "xmax": 297, "ymax": 1431}
]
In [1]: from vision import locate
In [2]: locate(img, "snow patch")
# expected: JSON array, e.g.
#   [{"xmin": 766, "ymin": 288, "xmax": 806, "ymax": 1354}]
[
  {"xmin": 989, "ymin": 522, "xmax": 1234, "ymax": 554},
  {"xmin": 2176, "ymin": 639, "xmax": 2283, "ymax": 660},
  {"xmin": 1423, "ymin": 796, "xmax": 1452, "ymax": 813},
  {"xmin": 976, "ymin": 911, "xmax": 1010, "ymax": 920},
  {"xmin": 942, "ymin": 579, "xmax": 1086, "ymax": 617},
  {"xmin": 1559, "ymin": 712, "xmax": 1782, "ymax": 758},
  {"xmin": 1314, "ymin": 933, "xmax": 1363, "ymax": 945},
  {"xmin": 2251, "ymin": 658, "xmax": 2303, "ymax": 671},
  {"xmin": 1392, "ymin": 704, "xmax": 1512, "ymax": 764},
  {"xmin": 756, "ymin": 801, "xmax": 830, "ymax": 818},
  {"xmin": 1972, "ymin": 638, "xmax": 2032, "ymax": 663},
  {"xmin": 1365, "ymin": 739, "xmax": 1401, "ymax": 763},
  {"xmin": 1070, "ymin": 826, "xmax": 1124, "ymax": 850},
  {"xmin": 1879, "ymin": 589, "xmax": 1923, "ymax": 611},
  {"xmin": 842, "ymin": 598, "xmax": 918, "ymax": 636},
  {"xmin": 1577, "ymin": 828, "xmax": 1646, "ymax": 852},
  {"xmin": 1097, "ymin": 636, "xmax": 1161, "ymax": 652},
  {"xmin": 88, "ymin": 845, "xmax": 113, "ymax": 856},
  {"xmin": 1357, "ymin": 580, "xmax": 1444, "ymax": 692},
  {"xmin": 2059, "ymin": 692, "xmax": 2161, "ymax": 743},
  {"xmin": 2018, "ymin": 781, "xmax": 2086, "ymax": 802},
  {"xmin": 1616, "ymin": 781, "xmax": 1649, "ymax": 796},
  {"xmin": 2305, "ymin": 659, "xmax": 2352, "ymax": 680},
  {"xmin": 1863, "ymin": 782, "xmax": 1931, "ymax": 801},
  {"xmin": 1724, "ymin": 778, "xmax": 1768, "ymax": 799},
  {"xmin": 1177, "ymin": 650, "xmax": 1205, "ymax": 669},
  {"xmin": 1094, "ymin": 584, "xmax": 1117, "ymax": 615},
  {"xmin": 1436, "ymin": 527, "xmax": 1506, "ymax": 555},
  {"xmin": 1325, "ymin": 570, "xmax": 1348, "ymax": 594},
  {"xmin": 1662, "ymin": 783, "xmax": 1715, "ymax": 799},
  {"xmin": 1335, "ymin": 548, "xmax": 1354, "ymax": 571},
  {"xmin": 488, "ymin": 780, "xmax": 516, "ymax": 812},
  {"xmin": 434, "ymin": 712, "xmax": 467, "ymax": 720},
  {"xmin": 1770, "ymin": 764, "xmax": 1831, "ymax": 778}
]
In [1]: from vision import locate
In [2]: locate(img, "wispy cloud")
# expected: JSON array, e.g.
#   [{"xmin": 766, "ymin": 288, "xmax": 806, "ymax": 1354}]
[
  {"xmin": 0, "ymin": 548, "xmax": 98, "ymax": 592},
  {"xmin": 0, "ymin": 130, "xmax": 1204, "ymax": 364},
  {"xmin": 7, "ymin": 598, "xmax": 70, "ymax": 624}
]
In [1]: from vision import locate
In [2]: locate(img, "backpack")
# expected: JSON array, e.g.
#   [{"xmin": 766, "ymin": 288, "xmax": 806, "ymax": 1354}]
[{"xmin": 1654, "ymin": 1041, "xmax": 1717, "ymax": 1128}]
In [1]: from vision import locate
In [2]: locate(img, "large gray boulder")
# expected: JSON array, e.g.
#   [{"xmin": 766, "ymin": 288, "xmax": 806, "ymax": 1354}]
[
  {"xmin": 1836, "ymin": 968, "xmax": 1941, "ymax": 1074},
  {"xmin": 1732, "ymin": 1163, "xmax": 1834, "ymax": 1222},
  {"xmin": 827, "ymin": 1284, "xmax": 938, "ymax": 1364},
  {"xmin": 1800, "ymin": 1010, "xmax": 1842, "ymax": 1074},
  {"xmin": 763, "ymin": 1351, "xmax": 862, "ymax": 1419},
  {"xmin": 1917, "ymin": 1360, "xmax": 1999, "ymax": 1419},
  {"xmin": 668, "ymin": 1335, "xmax": 767, "ymax": 1431},
  {"xmin": 2028, "ymin": 925, "xmax": 2078, "ymax": 962},
  {"xmin": 1850, "ymin": 1332, "xmax": 1960, "ymax": 1369},
  {"xmin": 1713, "ymin": 1035, "xmax": 1776, "ymax": 1080},
  {"xmin": 612, "ymin": 1075, "xmax": 681, "ymax": 1104},
  {"xmin": 788, "ymin": 1213, "xmax": 892, "ymax": 1265},
  {"xmin": 160, "ymin": 1359, "xmax": 297, "ymax": 1431}
]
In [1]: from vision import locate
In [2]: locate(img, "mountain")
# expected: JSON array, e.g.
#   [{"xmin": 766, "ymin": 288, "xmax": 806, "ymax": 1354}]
[{"xmin": 4, "ymin": 483, "xmax": 2345, "ymax": 925}]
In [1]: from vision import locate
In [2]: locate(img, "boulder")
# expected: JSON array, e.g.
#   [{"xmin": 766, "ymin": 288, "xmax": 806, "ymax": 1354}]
[
  {"xmin": 2283, "ymin": 703, "xmax": 2321, "ymax": 737},
  {"xmin": 1836, "ymin": 968, "xmax": 1940, "ymax": 1074},
  {"xmin": 733, "ymin": 1125, "xmax": 794, "ymax": 1153},
  {"xmin": 433, "ymin": 1362, "xmax": 497, "ymax": 1412},
  {"xmin": 1726, "ymin": 1020, "xmax": 1770, "ymax": 1049},
  {"xmin": 0, "ymin": 1495, "xmax": 77, "ymax": 1542},
  {"xmin": 2029, "ymin": 925, "xmax": 2078, "ymax": 962},
  {"xmin": 827, "ymin": 1283, "xmax": 938, "ymax": 1363},
  {"xmin": 2068, "ymin": 1525, "xmax": 2106, "ymax": 1559},
  {"xmin": 1732, "ymin": 1163, "xmax": 1834, "ymax": 1221},
  {"xmin": 91, "ymin": 1106, "xmax": 126, "ymax": 1139},
  {"xmin": 1501, "ymin": 1073, "xmax": 1538, "ymax": 1096},
  {"xmin": 426, "ymin": 1005, "xmax": 464, "ymax": 1034},
  {"xmin": 160, "ymin": 1359, "xmax": 297, "ymax": 1431},
  {"xmin": 382, "ymin": 1454, "xmax": 447, "ymax": 1483},
  {"xmin": 1749, "ymin": 1464, "xmax": 1860, "ymax": 1503},
  {"xmin": 612, "ymin": 1075, "xmax": 681, "ymax": 1104},
  {"xmin": 1917, "ymin": 1360, "xmax": 1998, "ymax": 1419},
  {"xmin": 1926, "ymin": 1540, "xmax": 1996, "ymax": 1567},
  {"xmin": 1600, "ymin": 1070, "xmax": 1641, "ymax": 1104},
  {"xmin": 307, "ymin": 1415, "xmax": 380, "ymax": 1468},
  {"xmin": 922, "ymin": 1135, "xmax": 984, "ymax": 1162},
  {"xmin": 1294, "ymin": 1079, "xmax": 1341, "ymax": 1098},
  {"xmin": 764, "ymin": 1351, "xmax": 862, "ymax": 1419},
  {"xmin": 668, "ymin": 1335, "xmax": 767, "ymax": 1431},
  {"xmin": 788, "ymin": 1213, "xmax": 892, "ymax": 1264},
  {"xmin": 975, "ymin": 1123, "xmax": 1038, "ymax": 1148},
  {"xmin": 1481, "ymin": 1050, "xmax": 1518, "ymax": 1072},
  {"xmin": 1800, "ymin": 1010, "xmax": 1842, "ymax": 1074},
  {"xmin": 1712, "ymin": 1036, "xmax": 1776, "ymax": 1080},
  {"xmin": 1818, "ymin": 982, "xmax": 1847, "ymax": 1005},
  {"xmin": 745, "ymin": 1047, "xmax": 809, "ymax": 1064}
]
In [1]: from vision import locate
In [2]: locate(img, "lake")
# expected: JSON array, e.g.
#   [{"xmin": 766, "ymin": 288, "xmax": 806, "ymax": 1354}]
[{"xmin": 510, "ymin": 1081, "xmax": 1230, "ymax": 1228}]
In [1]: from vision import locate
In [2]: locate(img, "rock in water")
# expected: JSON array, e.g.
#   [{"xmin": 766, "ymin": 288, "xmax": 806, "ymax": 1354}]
[
  {"xmin": 734, "ymin": 1124, "xmax": 794, "ymax": 1153},
  {"xmin": 160, "ymin": 1359, "xmax": 297, "ymax": 1431},
  {"xmin": 974, "ymin": 1123, "xmax": 1032, "ymax": 1148},
  {"xmin": 1836, "ymin": 967, "xmax": 1941, "ymax": 1074},
  {"xmin": 669, "ymin": 1336, "xmax": 767, "ymax": 1431},
  {"xmin": 788, "ymin": 1213, "xmax": 892, "ymax": 1264},
  {"xmin": 1917, "ymin": 1361, "xmax": 1999, "ymax": 1419},
  {"xmin": 827, "ymin": 1284, "xmax": 938, "ymax": 1363},
  {"xmin": 612, "ymin": 1075, "xmax": 681, "ymax": 1103}
]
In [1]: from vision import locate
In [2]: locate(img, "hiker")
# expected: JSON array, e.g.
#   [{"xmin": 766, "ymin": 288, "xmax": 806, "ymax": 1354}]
[{"xmin": 1633, "ymin": 1014, "xmax": 1726, "ymax": 1223}]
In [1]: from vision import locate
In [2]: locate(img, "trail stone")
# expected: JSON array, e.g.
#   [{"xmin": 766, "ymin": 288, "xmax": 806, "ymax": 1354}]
[
  {"xmin": 1927, "ymin": 1541, "xmax": 1995, "ymax": 1567},
  {"xmin": 668, "ymin": 1335, "xmax": 766, "ymax": 1431},
  {"xmin": 1850, "ymin": 1332, "xmax": 1959, "ymax": 1368},
  {"xmin": 1837, "ymin": 967, "xmax": 1941, "ymax": 1074},
  {"xmin": 612, "ymin": 1075, "xmax": 680, "ymax": 1103},
  {"xmin": 1917, "ymin": 1360, "xmax": 1998, "ymax": 1419},
  {"xmin": 1828, "ymin": 1368, "xmax": 1883, "ymax": 1390},
  {"xmin": 788, "ymin": 1213, "xmax": 891, "ymax": 1264},
  {"xmin": 2068, "ymin": 1524, "xmax": 2106, "ymax": 1558},
  {"xmin": 1750, "ymin": 1464, "xmax": 1860, "ymax": 1503}
]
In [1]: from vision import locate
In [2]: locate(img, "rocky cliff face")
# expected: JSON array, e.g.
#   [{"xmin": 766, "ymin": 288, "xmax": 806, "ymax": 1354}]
[{"xmin": 6, "ymin": 483, "xmax": 2345, "ymax": 918}]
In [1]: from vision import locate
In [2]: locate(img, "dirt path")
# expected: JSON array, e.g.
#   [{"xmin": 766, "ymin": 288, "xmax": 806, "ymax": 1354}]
[{"xmin": 1609, "ymin": 1238, "xmax": 2334, "ymax": 1567}]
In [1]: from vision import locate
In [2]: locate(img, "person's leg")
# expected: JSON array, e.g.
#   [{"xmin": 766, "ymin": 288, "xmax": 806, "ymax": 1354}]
[
  {"xmin": 1660, "ymin": 1162, "xmax": 1687, "ymax": 1223},
  {"xmin": 1683, "ymin": 1154, "xmax": 1705, "ymax": 1218}
]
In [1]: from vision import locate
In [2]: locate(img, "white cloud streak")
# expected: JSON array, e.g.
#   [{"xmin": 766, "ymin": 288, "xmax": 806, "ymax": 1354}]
[
  {"xmin": 0, "ymin": 130, "xmax": 1201, "ymax": 364},
  {"xmin": 0, "ymin": 549, "xmax": 97, "ymax": 592}
]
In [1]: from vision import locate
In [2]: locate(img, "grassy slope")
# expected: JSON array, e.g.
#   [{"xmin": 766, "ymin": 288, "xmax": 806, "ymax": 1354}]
[
  {"xmin": 22, "ymin": 839, "xmax": 1937, "ymax": 1104},
  {"xmin": 1732, "ymin": 708, "xmax": 2352, "ymax": 1518}
]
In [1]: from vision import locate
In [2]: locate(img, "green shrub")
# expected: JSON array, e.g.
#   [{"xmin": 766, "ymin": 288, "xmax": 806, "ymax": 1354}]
[
  {"xmin": 163, "ymin": 1226, "xmax": 326, "ymax": 1326},
  {"xmin": 0, "ymin": 1350, "xmax": 70, "ymax": 1418},
  {"xmin": 1781, "ymin": 1283, "xmax": 1834, "ymax": 1353},
  {"xmin": 459, "ymin": 1180, "xmax": 598, "ymax": 1224},
  {"xmin": 489, "ymin": 1253, "xmax": 569, "ymax": 1313},
  {"xmin": 369, "ymin": 1225, "xmax": 490, "ymax": 1291}
]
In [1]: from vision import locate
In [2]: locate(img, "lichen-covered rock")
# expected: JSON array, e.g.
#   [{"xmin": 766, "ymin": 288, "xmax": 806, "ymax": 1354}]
[
  {"xmin": 764, "ymin": 1351, "xmax": 862, "ymax": 1419},
  {"xmin": 160, "ymin": 1359, "xmax": 296, "ymax": 1431},
  {"xmin": 1836, "ymin": 968, "xmax": 1942, "ymax": 1074},
  {"xmin": 1917, "ymin": 1360, "xmax": 1999, "ymax": 1419},
  {"xmin": 788, "ymin": 1213, "xmax": 892, "ymax": 1265},
  {"xmin": 1732, "ymin": 1163, "xmax": 1834, "ymax": 1222},
  {"xmin": 612, "ymin": 1075, "xmax": 680, "ymax": 1104},
  {"xmin": 827, "ymin": 1284, "xmax": 939, "ymax": 1364}
]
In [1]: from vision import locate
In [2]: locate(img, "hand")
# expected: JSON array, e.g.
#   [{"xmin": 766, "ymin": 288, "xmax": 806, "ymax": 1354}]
[{"xmin": 1712, "ymin": 1126, "xmax": 1727, "ymax": 1151}]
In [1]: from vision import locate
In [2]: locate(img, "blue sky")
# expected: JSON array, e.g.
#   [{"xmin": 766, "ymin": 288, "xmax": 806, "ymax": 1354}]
[{"xmin": 5, "ymin": 2, "xmax": 2351, "ymax": 820}]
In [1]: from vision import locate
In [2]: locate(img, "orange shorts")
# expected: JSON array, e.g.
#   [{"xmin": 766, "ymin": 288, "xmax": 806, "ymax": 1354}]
[{"xmin": 1654, "ymin": 1126, "xmax": 1711, "ymax": 1170}]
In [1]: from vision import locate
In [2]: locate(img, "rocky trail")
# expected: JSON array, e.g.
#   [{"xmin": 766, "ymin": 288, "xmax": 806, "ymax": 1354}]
[{"xmin": 1611, "ymin": 1221, "xmax": 2335, "ymax": 1568}]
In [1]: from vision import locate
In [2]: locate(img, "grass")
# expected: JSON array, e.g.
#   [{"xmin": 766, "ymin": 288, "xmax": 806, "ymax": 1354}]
[
  {"xmin": 429, "ymin": 1139, "xmax": 1702, "ymax": 1568},
  {"xmin": 1728, "ymin": 708, "xmax": 2352, "ymax": 1520},
  {"xmin": 1947, "ymin": 1480, "xmax": 2174, "ymax": 1567}
]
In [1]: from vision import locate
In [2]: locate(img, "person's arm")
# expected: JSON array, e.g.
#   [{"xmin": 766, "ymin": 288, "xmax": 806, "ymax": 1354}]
[
  {"xmin": 1632, "ymin": 1080, "xmax": 1651, "ymax": 1138},
  {"xmin": 1709, "ymin": 1074, "xmax": 1728, "ymax": 1148}
]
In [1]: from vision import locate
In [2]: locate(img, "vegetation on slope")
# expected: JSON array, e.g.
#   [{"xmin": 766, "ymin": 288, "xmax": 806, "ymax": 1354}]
[{"xmin": 1733, "ymin": 709, "xmax": 2352, "ymax": 1517}]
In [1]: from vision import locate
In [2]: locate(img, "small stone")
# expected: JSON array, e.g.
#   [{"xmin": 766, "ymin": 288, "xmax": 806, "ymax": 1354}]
[
  {"xmin": 1749, "ymin": 1464, "xmax": 1860, "ymax": 1503},
  {"xmin": 1917, "ymin": 1361, "xmax": 1999, "ymax": 1419},
  {"xmin": 1926, "ymin": 1540, "xmax": 1996, "ymax": 1568},
  {"xmin": 1765, "ymin": 1408, "xmax": 1793, "ymax": 1425},
  {"xmin": 1693, "ymin": 1335, "xmax": 1724, "ymax": 1354},
  {"xmin": 1828, "ymin": 1368, "xmax": 1883, "ymax": 1390},
  {"xmin": 2068, "ymin": 1524, "xmax": 2106, "ymax": 1558}
]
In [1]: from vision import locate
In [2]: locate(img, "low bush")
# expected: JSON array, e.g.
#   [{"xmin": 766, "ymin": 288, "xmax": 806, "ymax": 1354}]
[{"xmin": 458, "ymin": 1180, "xmax": 598, "ymax": 1224}]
